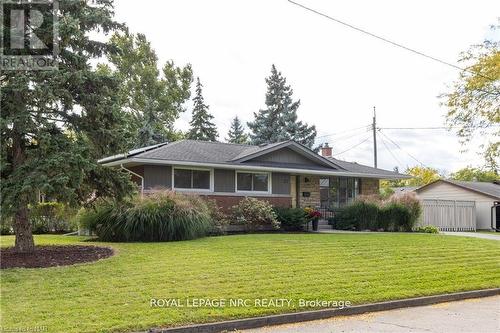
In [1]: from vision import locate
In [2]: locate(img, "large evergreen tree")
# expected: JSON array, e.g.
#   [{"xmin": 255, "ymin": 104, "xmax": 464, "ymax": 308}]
[
  {"xmin": 108, "ymin": 33, "xmax": 193, "ymax": 148},
  {"xmin": 187, "ymin": 78, "xmax": 218, "ymax": 141},
  {"xmin": 226, "ymin": 116, "xmax": 249, "ymax": 144},
  {"xmin": 248, "ymin": 65, "xmax": 317, "ymax": 147},
  {"xmin": 1, "ymin": 0, "xmax": 133, "ymax": 253}
]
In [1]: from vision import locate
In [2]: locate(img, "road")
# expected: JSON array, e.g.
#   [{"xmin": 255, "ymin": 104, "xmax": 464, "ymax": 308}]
[{"xmin": 242, "ymin": 296, "xmax": 500, "ymax": 333}]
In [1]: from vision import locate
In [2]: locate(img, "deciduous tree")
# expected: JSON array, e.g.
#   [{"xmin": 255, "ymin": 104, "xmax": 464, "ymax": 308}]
[
  {"xmin": 450, "ymin": 166, "xmax": 499, "ymax": 182},
  {"xmin": 442, "ymin": 22, "xmax": 500, "ymax": 170},
  {"xmin": 108, "ymin": 33, "xmax": 192, "ymax": 147}
]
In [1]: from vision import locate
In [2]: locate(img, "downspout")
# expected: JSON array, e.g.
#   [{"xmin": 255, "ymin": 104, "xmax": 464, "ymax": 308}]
[{"xmin": 121, "ymin": 164, "xmax": 144, "ymax": 197}]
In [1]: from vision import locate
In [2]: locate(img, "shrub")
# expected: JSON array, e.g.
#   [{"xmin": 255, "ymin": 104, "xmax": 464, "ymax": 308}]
[
  {"xmin": 335, "ymin": 201, "xmax": 379, "ymax": 231},
  {"xmin": 415, "ymin": 225, "xmax": 439, "ymax": 234},
  {"xmin": 356, "ymin": 194, "xmax": 383, "ymax": 205},
  {"xmin": 231, "ymin": 198, "xmax": 280, "ymax": 231},
  {"xmin": 30, "ymin": 202, "xmax": 78, "ymax": 234},
  {"xmin": 331, "ymin": 208, "xmax": 355, "ymax": 230},
  {"xmin": 204, "ymin": 199, "xmax": 230, "ymax": 235},
  {"xmin": 274, "ymin": 207, "xmax": 309, "ymax": 231},
  {"xmin": 387, "ymin": 193, "xmax": 422, "ymax": 227},
  {"xmin": 376, "ymin": 205, "xmax": 393, "ymax": 231},
  {"xmin": 0, "ymin": 218, "xmax": 13, "ymax": 235},
  {"xmin": 383, "ymin": 203, "xmax": 413, "ymax": 231},
  {"xmin": 78, "ymin": 191, "xmax": 212, "ymax": 242}
]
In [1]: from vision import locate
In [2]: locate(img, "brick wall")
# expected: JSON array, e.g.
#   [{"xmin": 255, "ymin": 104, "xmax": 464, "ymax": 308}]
[
  {"xmin": 298, "ymin": 175, "xmax": 320, "ymax": 208},
  {"xmin": 360, "ymin": 178, "xmax": 380, "ymax": 196},
  {"xmin": 203, "ymin": 195, "xmax": 292, "ymax": 213}
]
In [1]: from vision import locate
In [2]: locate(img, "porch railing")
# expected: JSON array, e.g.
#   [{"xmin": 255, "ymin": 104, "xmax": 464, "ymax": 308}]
[{"xmin": 318, "ymin": 207, "xmax": 336, "ymax": 221}]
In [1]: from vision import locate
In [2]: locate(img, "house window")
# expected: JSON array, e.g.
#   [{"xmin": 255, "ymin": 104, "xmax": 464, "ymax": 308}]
[
  {"xmin": 321, "ymin": 177, "xmax": 359, "ymax": 208},
  {"xmin": 236, "ymin": 172, "xmax": 269, "ymax": 192},
  {"xmin": 174, "ymin": 168, "xmax": 210, "ymax": 190}
]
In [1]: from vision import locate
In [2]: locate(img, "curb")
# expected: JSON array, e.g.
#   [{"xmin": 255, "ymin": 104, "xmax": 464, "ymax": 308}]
[{"xmin": 147, "ymin": 288, "xmax": 500, "ymax": 333}]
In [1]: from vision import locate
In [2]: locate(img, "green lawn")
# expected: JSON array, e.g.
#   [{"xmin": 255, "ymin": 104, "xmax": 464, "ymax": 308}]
[{"xmin": 1, "ymin": 233, "xmax": 499, "ymax": 333}]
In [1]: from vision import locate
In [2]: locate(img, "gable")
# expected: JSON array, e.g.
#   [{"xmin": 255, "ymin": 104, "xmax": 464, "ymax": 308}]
[
  {"xmin": 241, "ymin": 147, "xmax": 338, "ymax": 169},
  {"xmin": 250, "ymin": 147, "xmax": 318, "ymax": 165},
  {"xmin": 418, "ymin": 181, "xmax": 495, "ymax": 202}
]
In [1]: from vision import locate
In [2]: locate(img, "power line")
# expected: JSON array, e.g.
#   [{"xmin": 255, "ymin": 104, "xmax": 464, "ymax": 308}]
[
  {"xmin": 333, "ymin": 135, "xmax": 371, "ymax": 156},
  {"xmin": 379, "ymin": 125, "xmax": 500, "ymax": 130},
  {"xmin": 287, "ymin": 0, "xmax": 497, "ymax": 83},
  {"xmin": 380, "ymin": 126, "xmax": 451, "ymax": 130},
  {"xmin": 325, "ymin": 128, "xmax": 371, "ymax": 145},
  {"xmin": 317, "ymin": 124, "xmax": 371, "ymax": 139},
  {"xmin": 378, "ymin": 130, "xmax": 428, "ymax": 167},
  {"xmin": 378, "ymin": 132, "xmax": 403, "ymax": 167}
]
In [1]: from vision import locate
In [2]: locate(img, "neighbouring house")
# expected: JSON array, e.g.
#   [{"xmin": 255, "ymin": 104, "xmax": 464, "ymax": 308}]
[
  {"xmin": 416, "ymin": 179, "xmax": 500, "ymax": 231},
  {"xmin": 391, "ymin": 186, "xmax": 418, "ymax": 196},
  {"xmin": 98, "ymin": 140, "xmax": 408, "ymax": 212}
]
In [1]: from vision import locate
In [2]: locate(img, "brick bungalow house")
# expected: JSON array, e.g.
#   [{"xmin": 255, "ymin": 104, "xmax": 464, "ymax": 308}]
[{"xmin": 99, "ymin": 140, "xmax": 408, "ymax": 211}]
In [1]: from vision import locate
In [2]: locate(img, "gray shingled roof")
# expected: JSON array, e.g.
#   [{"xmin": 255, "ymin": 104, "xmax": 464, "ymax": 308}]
[
  {"xmin": 326, "ymin": 157, "xmax": 405, "ymax": 177},
  {"xmin": 99, "ymin": 140, "xmax": 407, "ymax": 178},
  {"xmin": 135, "ymin": 140, "xmax": 251, "ymax": 163},
  {"xmin": 425, "ymin": 180, "xmax": 500, "ymax": 199}
]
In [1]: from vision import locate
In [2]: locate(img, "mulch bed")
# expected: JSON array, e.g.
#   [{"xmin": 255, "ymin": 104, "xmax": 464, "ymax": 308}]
[{"xmin": 0, "ymin": 245, "xmax": 114, "ymax": 269}]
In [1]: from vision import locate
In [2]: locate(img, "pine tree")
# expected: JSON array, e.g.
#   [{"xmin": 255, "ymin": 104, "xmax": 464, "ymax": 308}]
[
  {"xmin": 226, "ymin": 116, "xmax": 249, "ymax": 144},
  {"xmin": 248, "ymin": 65, "xmax": 317, "ymax": 147},
  {"xmin": 187, "ymin": 78, "xmax": 218, "ymax": 141},
  {"xmin": 1, "ymin": 1, "xmax": 133, "ymax": 253}
]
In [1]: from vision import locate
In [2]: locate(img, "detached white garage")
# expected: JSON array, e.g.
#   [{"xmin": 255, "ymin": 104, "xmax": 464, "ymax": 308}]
[{"xmin": 416, "ymin": 180, "xmax": 499, "ymax": 231}]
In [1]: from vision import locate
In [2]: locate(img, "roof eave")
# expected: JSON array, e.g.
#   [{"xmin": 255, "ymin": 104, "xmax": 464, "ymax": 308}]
[
  {"xmin": 416, "ymin": 179, "xmax": 500, "ymax": 199},
  {"xmin": 102, "ymin": 157, "xmax": 409, "ymax": 179},
  {"xmin": 231, "ymin": 140, "xmax": 345, "ymax": 170}
]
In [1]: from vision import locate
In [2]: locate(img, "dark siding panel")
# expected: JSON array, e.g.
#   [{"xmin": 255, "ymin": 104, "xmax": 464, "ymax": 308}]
[
  {"xmin": 128, "ymin": 165, "xmax": 144, "ymax": 186},
  {"xmin": 253, "ymin": 148, "xmax": 318, "ymax": 166},
  {"xmin": 144, "ymin": 165, "xmax": 171, "ymax": 189},
  {"xmin": 272, "ymin": 172, "xmax": 291, "ymax": 195},
  {"xmin": 214, "ymin": 169, "xmax": 235, "ymax": 192}
]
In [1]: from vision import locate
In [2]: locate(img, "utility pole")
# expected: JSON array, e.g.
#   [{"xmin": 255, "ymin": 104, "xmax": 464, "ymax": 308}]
[{"xmin": 372, "ymin": 106, "xmax": 377, "ymax": 168}]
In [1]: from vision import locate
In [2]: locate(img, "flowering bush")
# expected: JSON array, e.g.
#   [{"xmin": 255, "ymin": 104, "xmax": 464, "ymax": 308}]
[
  {"xmin": 231, "ymin": 197, "xmax": 280, "ymax": 231},
  {"xmin": 204, "ymin": 199, "xmax": 230, "ymax": 235},
  {"xmin": 304, "ymin": 207, "xmax": 322, "ymax": 220}
]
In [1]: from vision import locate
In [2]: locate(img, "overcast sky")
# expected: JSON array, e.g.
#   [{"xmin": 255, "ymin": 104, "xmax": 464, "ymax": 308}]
[{"xmin": 113, "ymin": 0, "xmax": 499, "ymax": 174}]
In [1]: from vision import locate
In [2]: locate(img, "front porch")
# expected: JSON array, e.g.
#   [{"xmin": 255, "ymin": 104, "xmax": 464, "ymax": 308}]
[{"xmin": 291, "ymin": 175, "xmax": 380, "ymax": 210}]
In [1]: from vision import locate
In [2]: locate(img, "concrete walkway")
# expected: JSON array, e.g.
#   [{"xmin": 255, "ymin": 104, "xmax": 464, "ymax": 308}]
[
  {"xmin": 242, "ymin": 296, "xmax": 500, "ymax": 333},
  {"xmin": 316, "ymin": 229, "xmax": 500, "ymax": 241},
  {"xmin": 441, "ymin": 231, "xmax": 500, "ymax": 241}
]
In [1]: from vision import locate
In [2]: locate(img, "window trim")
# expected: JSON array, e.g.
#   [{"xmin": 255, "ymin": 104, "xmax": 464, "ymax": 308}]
[
  {"xmin": 235, "ymin": 170, "xmax": 272, "ymax": 194},
  {"xmin": 172, "ymin": 167, "xmax": 213, "ymax": 192}
]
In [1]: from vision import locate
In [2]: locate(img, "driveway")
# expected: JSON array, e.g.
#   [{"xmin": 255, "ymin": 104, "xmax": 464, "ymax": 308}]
[
  {"xmin": 442, "ymin": 231, "xmax": 500, "ymax": 241},
  {"xmin": 242, "ymin": 296, "xmax": 500, "ymax": 333}
]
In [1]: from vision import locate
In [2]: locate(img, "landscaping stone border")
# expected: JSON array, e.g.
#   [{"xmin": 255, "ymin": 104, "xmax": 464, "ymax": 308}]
[{"xmin": 147, "ymin": 288, "xmax": 500, "ymax": 333}]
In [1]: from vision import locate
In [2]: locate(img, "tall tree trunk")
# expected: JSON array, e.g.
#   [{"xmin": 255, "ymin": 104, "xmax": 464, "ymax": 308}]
[
  {"xmin": 12, "ymin": 129, "xmax": 35, "ymax": 253},
  {"xmin": 13, "ymin": 204, "xmax": 34, "ymax": 253}
]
